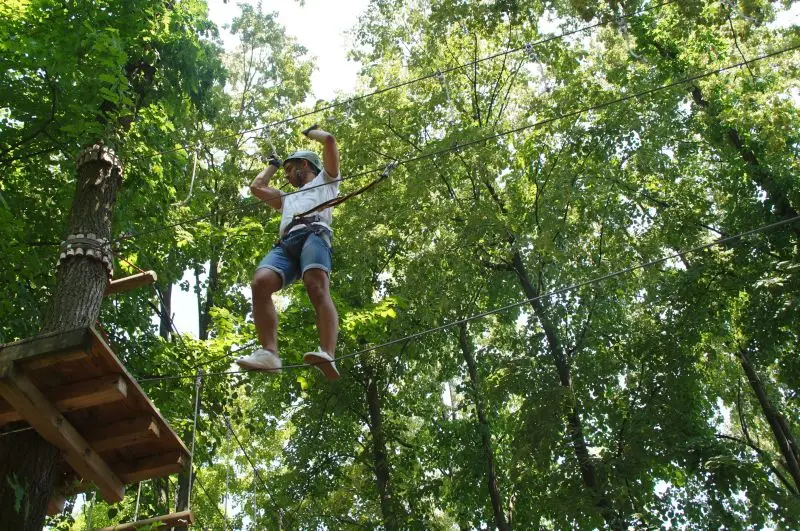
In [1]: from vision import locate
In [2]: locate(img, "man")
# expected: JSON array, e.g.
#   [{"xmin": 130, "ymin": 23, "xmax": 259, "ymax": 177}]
[{"xmin": 235, "ymin": 125, "xmax": 340, "ymax": 381}]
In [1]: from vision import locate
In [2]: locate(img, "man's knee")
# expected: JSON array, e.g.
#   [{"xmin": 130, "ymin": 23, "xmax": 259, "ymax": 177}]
[
  {"xmin": 252, "ymin": 268, "xmax": 282, "ymax": 296},
  {"xmin": 303, "ymin": 269, "xmax": 330, "ymax": 304}
]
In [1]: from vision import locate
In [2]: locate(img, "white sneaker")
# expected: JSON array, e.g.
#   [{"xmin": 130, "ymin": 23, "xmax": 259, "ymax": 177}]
[
  {"xmin": 235, "ymin": 349, "xmax": 282, "ymax": 373},
  {"xmin": 303, "ymin": 348, "xmax": 340, "ymax": 381}
]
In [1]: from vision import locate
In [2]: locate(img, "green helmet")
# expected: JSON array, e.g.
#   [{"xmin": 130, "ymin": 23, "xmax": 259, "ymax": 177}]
[{"xmin": 284, "ymin": 150, "xmax": 322, "ymax": 174}]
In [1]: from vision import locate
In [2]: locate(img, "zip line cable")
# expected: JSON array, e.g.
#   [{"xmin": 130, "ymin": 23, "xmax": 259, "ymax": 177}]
[
  {"xmin": 192, "ymin": 474, "xmax": 228, "ymax": 523},
  {"xmin": 136, "ymin": 214, "xmax": 800, "ymax": 383},
  {"xmin": 110, "ymin": 250, "xmax": 200, "ymax": 378},
  {"xmin": 167, "ymin": 474, "xmax": 228, "ymax": 523},
  {"xmin": 112, "ymin": 44, "xmax": 800, "ymax": 246},
  {"xmin": 0, "ymin": 1, "xmax": 671, "ymax": 171},
  {"xmin": 215, "ymin": 409, "xmax": 283, "ymax": 514},
  {"xmin": 126, "ymin": 0, "xmax": 678, "ymax": 165}
]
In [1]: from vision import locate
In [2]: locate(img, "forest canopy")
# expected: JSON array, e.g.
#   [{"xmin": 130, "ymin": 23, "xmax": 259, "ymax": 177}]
[{"xmin": 1, "ymin": 0, "xmax": 799, "ymax": 529}]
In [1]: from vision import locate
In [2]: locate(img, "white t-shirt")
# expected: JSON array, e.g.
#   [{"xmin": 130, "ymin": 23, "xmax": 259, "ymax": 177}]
[{"xmin": 278, "ymin": 169, "xmax": 340, "ymax": 236}]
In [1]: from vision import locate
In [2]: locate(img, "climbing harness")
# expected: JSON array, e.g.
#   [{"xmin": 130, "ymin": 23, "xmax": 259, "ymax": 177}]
[{"xmin": 282, "ymin": 214, "xmax": 325, "ymax": 236}]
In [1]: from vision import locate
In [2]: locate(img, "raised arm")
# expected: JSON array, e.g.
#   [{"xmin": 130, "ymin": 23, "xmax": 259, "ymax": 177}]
[
  {"xmin": 302, "ymin": 125, "xmax": 339, "ymax": 180},
  {"xmin": 250, "ymin": 155, "xmax": 283, "ymax": 210}
]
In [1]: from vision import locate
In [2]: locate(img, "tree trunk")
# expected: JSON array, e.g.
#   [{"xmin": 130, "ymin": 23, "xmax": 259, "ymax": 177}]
[
  {"xmin": 174, "ymin": 372, "xmax": 202, "ymax": 530},
  {"xmin": 458, "ymin": 323, "xmax": 511, "ymax": 531},
  {"xmin": 199, "ymin": 252, "xmax": 219, "ymax": 341},
  {"xmin": 158, "ymin": 283, "xmax": 172, "ymax": 341},
  {"xmin": 738, "ymin": 348, "xmax": 800, "ymax": 492},
  {"xmin": 365, "ymin": 362, "xmax": 400, "ymax": 531},
  {"xmin": 174, "ymin": 470, "xmax": 192, "ymax": 530},
  {"xmin": 510, "ymin": 251, "xmax": 624, "ymax": 529},
  {"xmin": 0, "ymin": 144, "xmax": 121, "ymax": 530}
]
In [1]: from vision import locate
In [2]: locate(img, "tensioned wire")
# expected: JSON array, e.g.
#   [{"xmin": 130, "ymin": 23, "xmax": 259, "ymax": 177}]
[
  {"xmin": 125, "ymin": 44, "xmax": 799, "ymax": 381},
  {"xmin": 136, "ymin": 214, "xmax": 800, "ymax": 383},
  {"xmin": 0, "ymin": 1, "xmax": 676, "ymax": 172},
  {"xmin": 114, "ymin": 43, "xmax": 800, "ymax": 245},
  {"xmin": 126, "ymin": 0, "xmax": 679, "ymax": 164},
  {"xmin": 214, "ymin": 409, "xmax": 283, "ymax": 515}
]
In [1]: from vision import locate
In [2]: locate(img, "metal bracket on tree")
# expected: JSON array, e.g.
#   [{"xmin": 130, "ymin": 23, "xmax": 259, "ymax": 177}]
[{"xmin": 58, "ymin": 233, "xmax": 114, "ymax": 278}]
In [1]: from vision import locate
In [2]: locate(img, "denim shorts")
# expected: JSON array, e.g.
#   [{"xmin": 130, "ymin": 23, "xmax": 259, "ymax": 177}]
[{"xmin": 257, "ymin": 227, "xmax": 333, "ymax": 288}]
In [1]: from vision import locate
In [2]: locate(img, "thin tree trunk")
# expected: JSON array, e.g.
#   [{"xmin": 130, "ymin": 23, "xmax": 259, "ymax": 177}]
[
  {"xmin": 365, "ymin": 362, "xmax": 400, "ymax": 531},
  {"xmin": 738, "ymin": 348, "xmax": 800, "ymax": 492},
  {"xmin": 174, "ymin": 378, "xmax": 201, "ymax": 530},
  {"xmin": 175, "ymin": 344, "xmax": 208, "ymax": 525},
  {"xmin": 158, "ymin": 283, "xmax": 172, "ymax": 341},
  {"xmin": 174, "ymin": 454, "xmax": 193, "ymax": 528},
  {"xmin": 0, "ymin": 145, "xmax": 121, "ymax": 530},
  {"xmin": 199, "ymin": 252, "xmax": 219, "ymax": 341},
  {"xmin": 510, "ymin": 251, "xmax": 624, "ymax": 529},
  {"xmin": 458, "ymin": 323, "xmax": 511, "ymax": 531}
]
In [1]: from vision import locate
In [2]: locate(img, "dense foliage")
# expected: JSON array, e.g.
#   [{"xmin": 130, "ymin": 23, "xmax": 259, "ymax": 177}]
[{"xmin": 1, "ymin": 0, "xmax": 798, "ymax": 529}]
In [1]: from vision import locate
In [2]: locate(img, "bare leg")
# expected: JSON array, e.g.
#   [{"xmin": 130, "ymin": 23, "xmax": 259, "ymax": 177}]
[
  {"xmin": 251, "ymin": 268, "xmax": 282, "ymax": 354},
  {"xmin": 302, "ymin": 268, "xmax": 339, "ymax": 356}
]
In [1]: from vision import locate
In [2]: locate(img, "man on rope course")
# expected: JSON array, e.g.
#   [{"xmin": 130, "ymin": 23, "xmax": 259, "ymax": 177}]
[{"xmin": 236, "ymin": 125, "xmax": 341, "ymax": 381}]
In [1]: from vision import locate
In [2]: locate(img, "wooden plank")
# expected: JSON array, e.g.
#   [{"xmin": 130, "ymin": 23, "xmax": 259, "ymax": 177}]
[
  {"xmin": 94, "ymin": 510, "xmax": 194, "ymax": 531},
  {"xmin": 0, "ymin": 328, "xmax": 91, "ymax": 377},
  {"xmin": 85, "ymin": 416, "xmax": 161, "ymax": 453},
  {"xmin": 115, "ymin": 451, "xmax": 186, "ymax": 483},
  {"xmin": 22, "ymin": 350, "xmax": 91, "ymax": 371},
  {"xmin": 105, "ymin": 271, "xmax": 158, "ymax": 296},
  {"xmin": 89, "ymin": 328, "xmax": 190, "ymax": 457},
  {"xmin": 0, "ymin": 374, "xmax": 128, "ymax": 425},
  {"xmin": 0, "ymin": 366, "xmax": 125, "ymax": 502}
]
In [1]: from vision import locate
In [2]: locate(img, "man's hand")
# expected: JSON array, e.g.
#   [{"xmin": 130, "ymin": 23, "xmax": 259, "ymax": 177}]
[
  {"xmin": 251, "ymin": 153, "xmax": 283, "ymax": 210},
  {"xmin": 301, "ymin": 124, "xmax": 320, "ymax": 138}
]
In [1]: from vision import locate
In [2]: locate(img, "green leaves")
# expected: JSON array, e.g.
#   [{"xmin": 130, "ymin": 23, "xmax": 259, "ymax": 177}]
[{"xmin": 8, "ymin": 0, "xmax": 800, "ymax": 528}]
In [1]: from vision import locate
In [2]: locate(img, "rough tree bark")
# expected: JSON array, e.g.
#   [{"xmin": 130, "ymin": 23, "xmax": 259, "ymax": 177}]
[
  {"xmin": 0, "ymin": 144, "xmax": 122, "ymax": 530},
  {"xmin": 364, "ymin": 361, "xmax": 401, "ymax": 531},
  {"xmin": 157, "ymin": 283, "xmax": 172, "ymax": 341},
  {"xmin": 458, "ymin": 323, "xmax": 511, "ymax": 531},
  {"xmin": 198, "ymin": 250, "xmax": 220, "ymax": 341}
]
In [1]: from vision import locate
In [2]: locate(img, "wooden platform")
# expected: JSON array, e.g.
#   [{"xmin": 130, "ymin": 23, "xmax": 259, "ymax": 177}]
[{"xmin": 0, "ymin": 327, "xmax": 190, "ymax": 503}]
